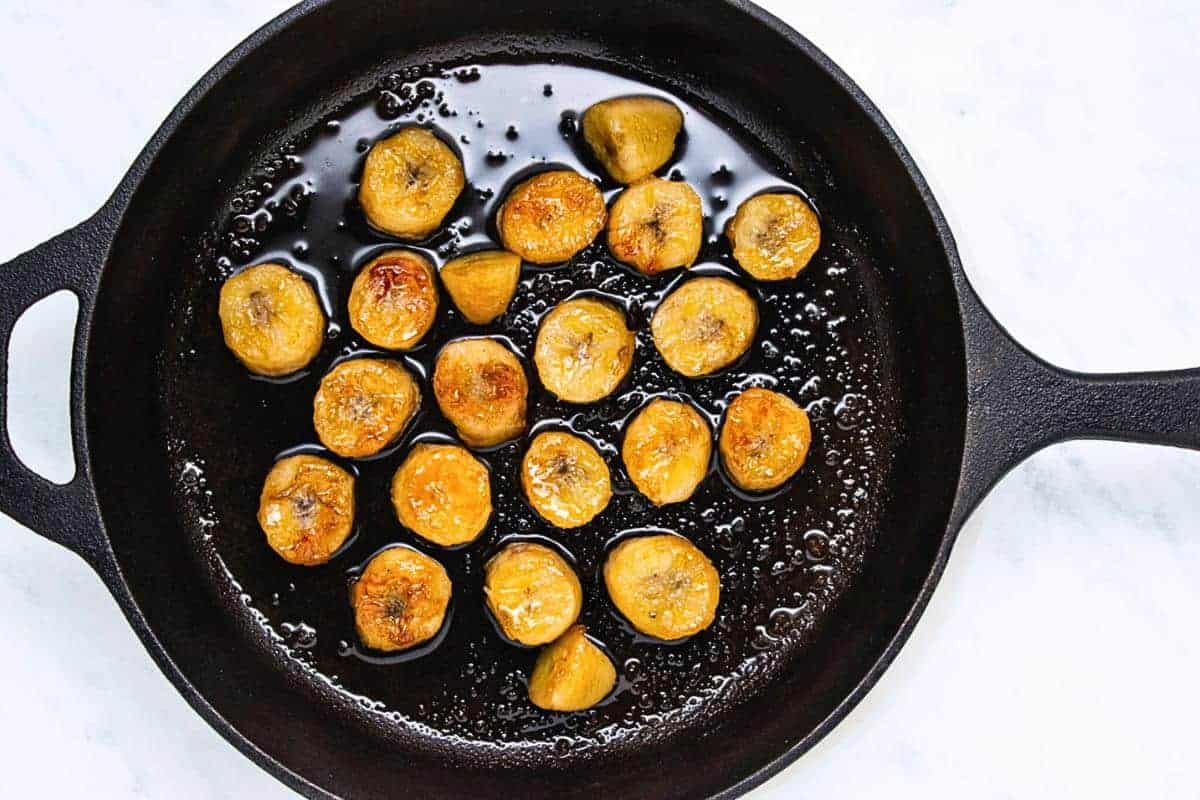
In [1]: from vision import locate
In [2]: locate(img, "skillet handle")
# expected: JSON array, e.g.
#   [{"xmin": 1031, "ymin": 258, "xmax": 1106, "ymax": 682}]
[
  {"xmin": 951, "ymin": 274, "xmax": 1200, "ymax": 528},
  {"xmin": 0, "ymin": 216, "xmax": 110, "ymax": 567}
]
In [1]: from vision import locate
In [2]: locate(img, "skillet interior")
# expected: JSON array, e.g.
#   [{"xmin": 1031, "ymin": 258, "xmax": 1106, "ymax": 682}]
[{"xmin": 85, "ymin": 2, "xmax": 967, "ymax": 797}]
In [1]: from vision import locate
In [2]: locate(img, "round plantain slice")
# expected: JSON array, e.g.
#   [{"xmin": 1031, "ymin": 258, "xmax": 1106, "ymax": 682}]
[
  {"xmin": 359, "ymin": 127, "xmax": 465, "ymax": 239},
  {"xmin": 718, "ymin": 387, "xmax": 812, "ymax": 492},
  {"xmin": 391, "ymin": 443, "xmax": 492, "ymax": 547},
  {"xmin": 484, "ymin": 542, "xmax": 582, "ymax": 646},
  {"xmin": 522, "ymin": 431, "xmax": 612, "ymax": 529},
  {"xmin": 432, "ymin": 338, "xmax": 528, "ymax": 448},
  {"xmin": 607, "ymin": 177, "xmax": 702, "ymax": 276},
  {"xmin": 496, "ymin": 170, "xmax": 607, "ymax": 264},
  {"xmin": 581, "ymin": 96, "xmax": 683, "ymax": 184},
  {"xmin": 218, "ymin": 263, "xmax": 325, "ymax": 376},
  {"xmin": 534, "ymin": 298, "xmax": 635, "ymax": 404},
  {"xmin": 528, "ymin": 625, "xmax": 617, "ymax": 712},
  {"xmin": 313, "ymin": 358, "xmax": 421, "ymax": 458},
  {"xmin": 603, "ymin": 533, "xmax": 720, "ymax": 641},
  {"xmin": 621, "ymin": 399, "xmax": 712, "ymax": 506},
  {"xmin": 351, "ymin": 546, "xmax": 452, "ymax": 652},
  {"xmin": 440, "ymin": 249, "xmax": 521, "ymax": 325},
  {"xmin": 651, "ymin": 276, "xmax": 758, "ymax": 376},
  {"xmin": 725, "ymin": 193, "xmax": 821, "ymax": 281},
  {"xmin": 347, "ymin": 250, "xmax": 439, "ymax": 350},
  {"xmin": 257, "ymin": 454, "xmax": 355, "ymax": 566}
]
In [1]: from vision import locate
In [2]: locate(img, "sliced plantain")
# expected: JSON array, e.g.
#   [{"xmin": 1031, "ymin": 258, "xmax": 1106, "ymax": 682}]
[
  {"xmin": 312, "ymin": 358, "xmax": 421, "ymax": 458},
  {"xmin": 607, "ymin": 177, "xmax": 702, "ymax": 276},
  {"xmin": 218, "ymin": 263, "xmax": 325, "ymax": 376},
  {"xmin": 440, "ymin": 249, "xmax": 521, "ymax": 325},
  {"xmin": 432, "ymin": 338, "xmax": 528, "ymax": 448},
  {"xmin": 621, "ymin": 399, "xmax": 712, "ymax": 506},
  {"xmin": 582, "ymin": 96, "xmax": 683, "ymax": 184},
  {"xmin": 725, "ymin": 193, "xmax": 821, "ymax": 281},
  {"xmin": 351, "ymin": 546, "xmax": 452, "ymax": 652},
  {"xmin": 528, "ymin": 625, "xmax": 617, "ymax": 712},
  {"xmin": 651, "ymin": 276, "xmax": 758, "ymax": 376},
  {"xmin": 347, "ymin": 250, "xmax": 439, "ymax": 350},
  {"xmin": 484, "ymin": 542, "xmax": 582, "ymax": 646},
  {"xmin": 534, "ymin": 298, "xmax": 634, "ymax": 404},
  {"xmin": 603, "ymin": 533, "xmax": 720, "ymax": 641},
  {"xmin": 359, "ymin": 127, "xmax": 465, "ymax": 239},
  {"xmin": 257, "ymin": 454, "xmax": 355, "ymax": 566},
  {"xmin": 496, "ymin": 170, "xmax": 606, "ymax": 264},
  {"xmin": 718, "ymin": 387, "xmax": 811, "ymax": 492},
  {"xmin": 522, "ymin": 431, "xmax": 612, "ymax": 529},
  {"xmin": 391, "ymin": 443, "xmax": 491, "ymax": 547}
]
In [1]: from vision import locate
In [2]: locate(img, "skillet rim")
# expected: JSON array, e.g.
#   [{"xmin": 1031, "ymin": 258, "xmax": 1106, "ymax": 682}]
[{"xmin": 80, "ymin": 1, "xmax": 973, "ymax": 797}]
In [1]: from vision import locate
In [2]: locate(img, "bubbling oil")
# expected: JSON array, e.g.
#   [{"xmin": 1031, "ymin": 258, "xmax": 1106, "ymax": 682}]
[{"xmin": 162, "ymin": 61, "xmax": 897, "ymax": 764}]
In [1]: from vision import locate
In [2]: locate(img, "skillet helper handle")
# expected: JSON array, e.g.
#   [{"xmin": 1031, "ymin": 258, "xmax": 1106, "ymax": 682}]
[
  {"xmin": 952, "ymin": 278, "xmax": 1200, "ymax": 526},
  {"xmin": 0, "ymin": 216, "xmax": 109, "ymax": 566}
]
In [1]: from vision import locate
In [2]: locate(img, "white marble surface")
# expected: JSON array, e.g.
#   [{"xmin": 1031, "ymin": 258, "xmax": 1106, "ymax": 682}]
[{"xmin": 2, "ymin": 1, "xmax": 1199, "ymax": 797}]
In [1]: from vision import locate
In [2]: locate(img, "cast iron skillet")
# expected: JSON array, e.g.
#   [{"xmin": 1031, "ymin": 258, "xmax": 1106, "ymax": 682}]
[{"xmin": 3, "ymin": 1, "xmax": 1199, "ymax": 798}]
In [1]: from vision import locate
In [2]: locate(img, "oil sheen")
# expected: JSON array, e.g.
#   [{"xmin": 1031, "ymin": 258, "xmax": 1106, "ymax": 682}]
[{"xmin": 161, "ymin": 61, "xmax": 898, "ymax": 766}]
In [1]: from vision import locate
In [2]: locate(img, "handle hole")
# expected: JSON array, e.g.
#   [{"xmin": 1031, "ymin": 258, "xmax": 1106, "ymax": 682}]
[{"xmin": 6, "ymin": 290, "xmax": 78, "ymax": 485}]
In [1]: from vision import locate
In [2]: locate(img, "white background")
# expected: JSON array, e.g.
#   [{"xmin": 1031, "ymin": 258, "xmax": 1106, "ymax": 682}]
[{"xmin": 2, "ymin": 1, "xmax": 1199, "ymax": 797}]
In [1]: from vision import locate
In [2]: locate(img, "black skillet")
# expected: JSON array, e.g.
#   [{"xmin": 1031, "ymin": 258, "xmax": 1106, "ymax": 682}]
[{"xmin": 2, "ymin": 1, "xmax": 1198, "ymax": 798}]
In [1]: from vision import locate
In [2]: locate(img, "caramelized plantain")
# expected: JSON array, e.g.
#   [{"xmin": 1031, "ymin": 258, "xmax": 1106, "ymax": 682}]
[
  {"xmin": 440, "ymin": 249, "xmax": 521, "ymax": 325},
  {"xmin": 218, "ymin": 263, "xmax": 325, "ymax": 376},
  {"xmin": 725, "ymin": 193, "xmax": 821, "ymax": 281},
  {"xmin": 650, "ymin": 276, "xmax": 758, "ymax": 376},
  {"xmin": 603, "ymin": 533, "xmax": 720, "ymax": 640},
  {"xmin": 522, "ymin": 431, "xmax": 612, "ymax": 529},
  {"xmin": 347, "ymin": 250, "xmax": 439, "ymax": 350},
  {"xmin": 312, "ymin": 358, "xmax": 421, "ymax": 458},
  {"xmin": 621, "ymin": 399, "xmax": 711, "ymax": 506},
  {"xmin": 391, "ymin": 443, "xmax": 492, "ymax": 547},
  {"xmin": 359, "ymin": 127, "xmax": 465, "ymax": 239},
  {"xmin": 351, "ymin": 546, "xmax": 452, "ymax": 652},
  {"xmin": 497, "ymin": 170, "xmax": 606, "ymax": 264},
  {"xmin": 257, "ymin": 454, "xmax": 355, "ymax": 566},
  {"xmin": 607, "ymin": 177, "xmax": 702, "ymax": 275},
  {"xmin": 432, "ymin": 338, "xmax": 528, "ymax": 448},
  {"xmin": 528, "ymin": 625, "xmax": 617, "ymax": 712},
  {"xmin": 484, "ymin": 542, "xmax": 582, "ymax": 646},
  {"xmin": 534, "ymin": 298, "xmax": 634, "ymax": 404},
  {"xmin": 582, "ymin": 96, "xmax": 683, "ymax": 184},
  {"xmin": 718, "ymin": 387, "xmax": 811, "ymax": 491}
]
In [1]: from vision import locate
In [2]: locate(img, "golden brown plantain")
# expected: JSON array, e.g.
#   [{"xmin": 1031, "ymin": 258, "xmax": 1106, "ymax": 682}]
[
  {"xmin": 432, "ymin": 338, "xmax": 528, "ymax": 448},
  {"xmin": 607, "ymin": 177, "xmax": 702, "ymax": 275},
  {"xmin": 390, "ymin": 443, "xmax": 492, "ymax": 547},
  {"xmin": 534, "ymin": 298, "xmax": 634, "ymax": 404},
  {"xmin": 351, "ymin": 546, "xmax": 452, "ymax": 652},
  {"xmin": 718, "ymin": 387, "xmax": 811, "ymax": 491},
  {"xmin": 312, "ymin": 358, "xmax": 421, "ymax": 458},
  {"xmin": 725, "ymin": 193, "xmax": 821, "ymax": 281},
  {"xmin": 218, "ymin": 263, "xmax": 325, "ymax": 376},
  {"xmin": 496, "ymin": 170, "xmax": 606, "ymax": 264},
  {"xmin": 521, "ymin": 431, "xmax": 612, "ymax": 528},
  {"xmin": 581, "ymin": 96, "xmax": 683, "ymax": 184},
  {"xmin": 257, "ymin": 454, "xmax": 355, "ymax": 566},
  {"xmin": 621, "ymin": 399, "xmax": 711, "ymax": 506},
  {"xmin": 650, "ymin": 276, "xmax": 758, "ymax": 376},
  {"xmin": 358, "ymin": 127, "xmax": 465, "ymax": 239},
  {"xmin": 528, "ymin": 625, "xmax": 617, "ymax": 712},
  {"xmin": 484, "ymin": 542, "xmax": 582, "ymax": 646},
  {"xmin": 603, "ymin": 533, "xmax": 720, "ymax": 640},
  {"xmin": 440, "ymin": 249, "xmax": 521, "ymax": 325},
  {"xmin": 347, "ymin": 250, "xmax": 439, "ymax": 350}
]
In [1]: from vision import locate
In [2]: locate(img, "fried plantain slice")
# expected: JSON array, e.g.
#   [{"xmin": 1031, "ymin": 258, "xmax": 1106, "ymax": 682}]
[
  {"xmin": 391, "ymin": 443, "xmax": 491, "ymax": 547},
  {"xmin": 718, "ymin": 387, "xmax": 811, "ymax": 492},
  {"xmin": 534, "ymin": 298, "xmax": 634, "ymax": 404},
  {"xmin": 621, "ymin": 399, "xmax": 711, "ymax": 506},
  {"xmin": 528, "ymin": 625, "xmax": 617, "ymax": 712},
  {"xmin": 725, "ymin": 193, "xmax": 821, "ymax": 281},
  {"xmin": 218, "ymin": 263, "xmax": 325, "ymax": 376},
  {"xmin": 650, "ymin": 276, "xmax": 758, "ymax": 376},
  {"xmin": 497, "ymin": 170, "xmax": 606, "ymax": 264},
  {"xmin": 347, "ymin": 250, "xmax": 439, "ymax": 350},
  {"xmin": 257, "ymin": 454, "xmax": 355, "ymax": 566},
  {"xmin": 607, "ymin": 177, "xmax": 702, "ymax": 275},
  {"xmin": 582, "ymin": 96, "xmax": 683, "ymax": 184},
  {"xmin": 432, "ymin": 338, "xmax": 528, "ymax": 448},
  {"xmin": 359, "ymin": 127, "xmax": 465, "ymax": 239},
  {"xmin": 440, "ymin": 249, "xmax": 521, "ymax": 325},
  {"xmin": 603, "ymin": 533, "xmax": 720, "ymax": 640},
  {"xmin": 484, "ymin": 542, "xmax": 582, "ymax": 646},
  {"xmin": 522, "ymin": 431, "xmax": 612, "ymax": 529},
  {"xmin": 351, "ymin": 546, "xmax": 452, "ymax": 652},
  {"xmin": 312, "ymin": 358, "xmax": 421, "ymax": 458}
]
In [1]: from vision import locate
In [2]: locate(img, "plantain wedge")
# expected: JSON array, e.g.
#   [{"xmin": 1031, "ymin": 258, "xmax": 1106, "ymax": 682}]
[
  {"xmin": 528, "ymin": 625, "xmax": 617, "ymax": 712},
  {"xmin": 497, "ymin": 170, "xmax": 607, "ymax": 264},
  {"xmin": 432, "ymin": 338, "xmax": 528, "ymax": 448},
  {"xmin": 391, "ymin": 443, "xmax": 491, "ymax": 547},
  {"xmin": 257, "ymin": 454, "xmax": 355, "ymax": 566},
  {"xmin": 725, "ymin": 192, "xmax": 821, "ymax": 281},
  {"xmin": 218, "ymin": 263, "xmax": 325, "ymax": 376},
  {"xmin": 582, "ymin": 96, "xmax": 683, "ymax": 184},
  {"xmin": 522, "ymin": 431, "xmax": 612, "ymax": 529},
  {"xmin": 484, "ymin": 542, "xmax": 582, "ymax": 646},
  {"xmin": 351, "ymin": 546, "xmax": 452, "ymax": 652},
  {"xmin": 651, "ymin": 276, "xmax": 758, "ymax": 376},
  {"xmin": 607, "ymin": 177, "xmax": 702, "ymax": 276},
  {"xmin": 604, "ymin": 533, "xmax": 720, "ymax": 640},
  {"xmin": 621, "ymin": 399, "xmax": 712, "ymax": 506},
  {"xmin": 718, "ymin": 387, "xmax": 811, "ymax": 491},
  {"xmin": 347, "ymin": 250, "xmax": 439, "ymax": 350},
  {"xmin": 534, "ymin": 298, "xmax": 634, "ymax": 404},
  {"xmin": 440, "ymin": 249, "xmax": 522, "ymax": 325},
  {"xmin": 359, "ymin": 127, "xmax": 465, "ymax": 239},
  {"xmin": 312, "ymin": 358, "xmax": 421, "ymax": 458}
]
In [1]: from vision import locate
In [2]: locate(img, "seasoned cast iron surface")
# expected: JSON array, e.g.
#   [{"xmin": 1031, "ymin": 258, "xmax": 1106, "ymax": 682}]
[{"xmin": 160, "ymin": 61, "xmax": 899, "ymax": 765}]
